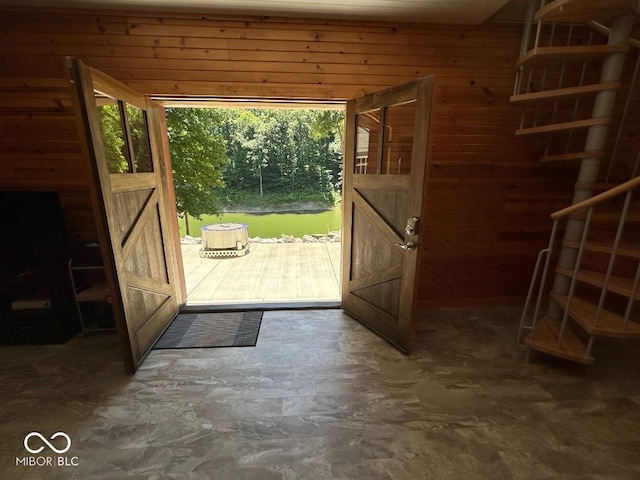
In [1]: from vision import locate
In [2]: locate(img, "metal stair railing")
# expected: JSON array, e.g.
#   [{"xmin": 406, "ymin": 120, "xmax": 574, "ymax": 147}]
[
  {"xmin": 586, "ymin": 20, "xmax": 640, "ymax": 182},
  {"xmin": 514, "ymin": 0, "xmax": 606, "ymax": 153},
  {"xmin": 518, "ymin": 175, "xmax": 640, "ymax": 351},
  {"xmin": 607, "ymin": 50, "xmax": 640, "ymax": 181},
  {"xmin": 517, "ymin": 215, "xmax": 558, "ymax": 343}
]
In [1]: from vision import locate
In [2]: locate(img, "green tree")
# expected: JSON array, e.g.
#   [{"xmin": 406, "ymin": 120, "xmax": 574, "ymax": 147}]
[
  {"xmin": 219, "ymin": 108, "xmax": 344, "ymax": 205},
  {"xmin": 96, "ymin": 102, "xmax": 155, "ymax": 173},
  {"xmin": 310, "ymin": 110, "xmax": 344, "ymax": 147},
  {"xmin": 96, "ymin": 103, "xmax": 129, "ymax": 173},
  {"xmin": 165, "ymin": 108, "xmax": 229, "ymax": 235}
]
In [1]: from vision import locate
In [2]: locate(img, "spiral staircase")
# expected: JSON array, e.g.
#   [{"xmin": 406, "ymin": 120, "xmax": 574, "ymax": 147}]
[{"xmin": 514, "ymin": 0, "xmax": 640, "ymax": 363}]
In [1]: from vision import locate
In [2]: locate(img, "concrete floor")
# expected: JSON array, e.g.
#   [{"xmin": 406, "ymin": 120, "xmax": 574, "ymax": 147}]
[{"xmin": 2, "ymin": 305, "xmax": 640, "ymax": 479}]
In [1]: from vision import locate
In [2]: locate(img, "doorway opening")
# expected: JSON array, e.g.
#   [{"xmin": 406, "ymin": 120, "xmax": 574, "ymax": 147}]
[{"xmin": 160, "ymin": 99, "xmax": 346, "ymax": 309}]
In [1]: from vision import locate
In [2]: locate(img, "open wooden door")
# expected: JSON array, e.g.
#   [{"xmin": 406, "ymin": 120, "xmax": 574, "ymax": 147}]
[
  {"xmin": 341, "ymin": 77, "xmax": 434, "ymax": 352},
  {"xmin": 67, "ymin": 57, "xmax": 180, "ymax": 373}
]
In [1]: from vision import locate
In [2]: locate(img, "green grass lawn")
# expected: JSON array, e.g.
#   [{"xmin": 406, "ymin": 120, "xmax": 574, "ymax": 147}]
[{"xmin": 178, "ymin": 209, "xmax": 341, "ymax": 239}]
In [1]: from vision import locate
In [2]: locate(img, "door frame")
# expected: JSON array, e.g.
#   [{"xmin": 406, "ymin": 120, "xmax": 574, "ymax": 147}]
[
  {"xmin": 156, "ymin": 100, "xmax": 346, "ymax": 309},
  {"xmin": 70, "ymin": 68, "xmax": 434, "ymax": 365}
]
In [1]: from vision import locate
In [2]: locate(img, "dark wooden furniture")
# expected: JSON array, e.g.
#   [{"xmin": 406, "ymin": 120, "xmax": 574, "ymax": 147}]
[{"xmin": 0, "ymin": 191, "xmax": 80, "ymax": 344}]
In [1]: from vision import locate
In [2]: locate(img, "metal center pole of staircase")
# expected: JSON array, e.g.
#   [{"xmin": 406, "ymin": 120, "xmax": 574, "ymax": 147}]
[{"xmin": 547, "ymin": 13, "xmax": 636, "ymax": 319}]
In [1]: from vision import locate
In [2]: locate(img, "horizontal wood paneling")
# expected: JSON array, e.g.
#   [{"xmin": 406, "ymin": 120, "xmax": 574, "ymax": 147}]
[{"xmin": 0, "ymin": 6, "xmax": 593, "ymax": 306}]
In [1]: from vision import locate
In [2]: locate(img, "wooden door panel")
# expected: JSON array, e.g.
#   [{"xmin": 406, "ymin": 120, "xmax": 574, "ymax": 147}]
[
  {"xmin": 126, "ymin": 271, "xmax": 173, "ymax": 296},
  {"xmin": 352, "ymin": 192, "xmax": 403, "ymax": 244},
  {"xmin": 124, "ymin": 215, "xmax": 168, "ymax": 281},
  {"xmin": 120, "ymin": 192, "xmax": 160, "ymax": 259},
  {"xmin": 342, "ymin": 76, "xmax": 434, "ymax": 352},
  {"xmin": 354, "ymin": 186, "xmax": 408, "ymax": 239},
  {"xmin": 110, "ymin": 174, "xmax": 157, "ymax": 193},
  {"xmin": 133, "ymin": 292, "xmax": 174, "ymax": 359},
  {"xmin": 112, "ymin": 189, "xmax": 153, "ymax": 243},
  {"xmin": 67, "ymin": 57, "xmax": 179, "ymax": 373},
  {"xmin": 343, "ymin": 292, "xmax": 400, "ymax": 343},
  {"xmin": 351, "ymin": 207, "xmax": 404, "ymax": 280},
  {"xmin": 353, "ymin": 279, "xmax": 402, "ymax": 317}
]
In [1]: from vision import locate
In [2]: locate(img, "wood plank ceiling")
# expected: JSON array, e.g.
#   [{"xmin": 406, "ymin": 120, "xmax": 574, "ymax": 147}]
[{"xmin": 0, "ymin": 0, "xmax": 519, "ymax": 24}]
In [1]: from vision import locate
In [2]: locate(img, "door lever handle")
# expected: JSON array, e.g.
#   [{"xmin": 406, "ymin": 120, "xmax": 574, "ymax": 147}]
[{"xmin": 395, "ymin": 241, "xmax": 417, "ymax": 251}]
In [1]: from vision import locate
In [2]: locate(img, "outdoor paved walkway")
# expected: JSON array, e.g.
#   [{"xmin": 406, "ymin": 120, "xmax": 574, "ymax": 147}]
[{"xmin": 181, "ymin": 242, "xmax": 341, "ymax": 306}]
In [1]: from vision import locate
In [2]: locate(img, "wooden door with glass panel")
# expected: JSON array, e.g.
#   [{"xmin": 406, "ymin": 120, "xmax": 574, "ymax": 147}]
[
  {"xmin": 341, "ymin": 77, "xmax": 434, "ymax": 352},
  {"xmin": 67, "ymin": 57, "xmax": 180, "ymax": 373}
]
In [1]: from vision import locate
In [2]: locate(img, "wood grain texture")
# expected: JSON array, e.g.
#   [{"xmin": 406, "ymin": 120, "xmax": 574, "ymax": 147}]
[
  {"xmin": 67, "ymin": 57, "xmax": 180, "ymax": 372},
  {"xmin": 2, "ymin": 6, "xmax": 635, "ymax": 306},
  {"xmin": 181, "ymin": 243, "xmax": 341, "ymax": 304}
]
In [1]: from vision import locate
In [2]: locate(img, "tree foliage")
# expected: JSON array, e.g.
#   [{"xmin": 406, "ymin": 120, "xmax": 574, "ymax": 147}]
[
  {"xmin": 166, "ymin": 107, "xmax": 344, "ymax": 217},
  {"xmin": 219, "ymin": 108, "xmax": 343, "ymax": 205},
  {"xmin": 96, "ymin": 103, "xmax": 154, "ymax": 174},
  {"xmin": 96, "ymin": 103, "xmax": 129, "ymax": 174},
  {"xmin": 165, "ymin": 108, "xmax": 229, "ymax": 219},
  {"xmin": 310, "ymin": 110, "xmax": 345, "ymax": 145}
]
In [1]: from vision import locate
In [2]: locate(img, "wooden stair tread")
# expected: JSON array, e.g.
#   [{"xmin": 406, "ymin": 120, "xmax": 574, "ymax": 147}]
[
  {"xmin": 562, "ymin": 239, "xmax": 640, "ymax": 258},
  {"xmin": 556, "ymin": 267, "xmax": 640, "ymax": 300},
  {"xmin": 516, "ymin": 117, "xmax": 611, "ymax": 136},
  {"xmin": 535, "ymin": 0, "xmax": 640, "ymax": 24},
  {"xmin": 552, "ymin": 293, "xmax": 640, "ymax": 338},
  {"xmin": 75, "ymin": 281, "xmax": 110, "ymax": 302},
  {"xmin": 563, "ymin": 239, "xmax": 640, "ymax": 258},
  {"xmin": 524, "ymin": 316, "xmax": 595, "ymax": 364},
  {"xmin": 510, "ymin": 82, "xmax": 620, "ymax": 105},
  {"xmin": 540, "ymin": 151, "xmax": 605, "ymax": 162},
  {"xmin": 517, "ymin": 45, "xmax": 630, "ymax": 68}
]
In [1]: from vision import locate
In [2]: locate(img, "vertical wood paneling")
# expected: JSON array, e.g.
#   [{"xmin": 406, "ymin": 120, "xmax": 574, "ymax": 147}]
[{"xmin": 0, "ymin": 6, "xmax": 611, "ymax": 306}]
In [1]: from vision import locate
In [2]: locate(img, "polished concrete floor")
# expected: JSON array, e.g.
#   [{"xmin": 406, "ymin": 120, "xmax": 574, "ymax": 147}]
[{"xmin": 2, "ymin": 305, "xmax": 640, "ymax": 479}]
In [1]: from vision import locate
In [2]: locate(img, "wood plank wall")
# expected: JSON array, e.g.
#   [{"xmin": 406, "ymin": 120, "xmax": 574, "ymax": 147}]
[{"xmin": 0, "ymin": 7, "xmax": 583, "ymax": 307}]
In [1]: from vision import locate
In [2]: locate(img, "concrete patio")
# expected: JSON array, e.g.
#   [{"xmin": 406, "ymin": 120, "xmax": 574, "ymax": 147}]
[{"xmin": 181, "ymin": 242, "xmax": 342, "ymax": 306}]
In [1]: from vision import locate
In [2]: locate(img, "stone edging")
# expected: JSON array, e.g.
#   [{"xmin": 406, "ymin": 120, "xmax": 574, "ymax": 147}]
[{"xmin": 181, "ymin": 231, "xmax": 341, "ymax": 245}]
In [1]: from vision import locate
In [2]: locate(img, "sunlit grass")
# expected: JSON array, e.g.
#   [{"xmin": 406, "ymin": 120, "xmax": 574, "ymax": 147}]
[{"xmin": 178, "ymin": 209, "xmax": 341, "ymax": 239}]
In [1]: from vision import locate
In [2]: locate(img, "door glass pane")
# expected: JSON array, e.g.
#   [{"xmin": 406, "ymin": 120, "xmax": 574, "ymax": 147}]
[
  {"xmin": 354, "ymin": 109, "xmax": 380, "ymax": 174},
  {"xmin": 126, "ymin": 104, "xmax": 153, "ymax": 173},
  {"xmin": 95, "ymin": 96, "xmax": 130, "ymax": 173},
  {"xmin": 382, "ymin": 100, "xmax": 416, "ymax": 175}
]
